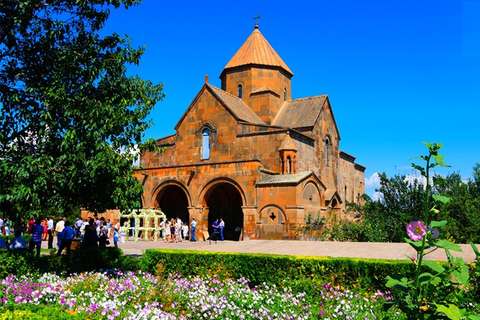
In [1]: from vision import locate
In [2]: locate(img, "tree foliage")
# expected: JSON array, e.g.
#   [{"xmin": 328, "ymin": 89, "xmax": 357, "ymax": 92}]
[
  {"xmin": 338, "ymin": 168, "xmax": 480, "ymax": 244},
  {"xmin": 0, "ymin": 0, "xmax": 164, "ymax": 218}
]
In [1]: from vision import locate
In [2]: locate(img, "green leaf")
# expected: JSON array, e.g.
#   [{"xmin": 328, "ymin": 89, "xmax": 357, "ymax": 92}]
[
  {"xmin": 418, "ymin": 272, "xmax": 433, "ymax": 284},
  {"xmin": 432, "ymin": 194, "xmax": 451, "ymax": 204},
  {"xmin": 423, "ymin": 260, "xmax": 445, "ymax": 273},
  {"xmin": 386, "ymin": 275, "xmax": 410, "ymax": 292},
  {"xmin": 435, "ymin": 304, "xmax": 461, "ymax": 320},
  {"xmin": 432, "ymin": 153, "xmax": 450, "ymax": 167},
  {"xmin": 451, "ymin": 268, "xmax": 469, "ymax": 285},
  {"xmin": 467, "ymin": 315, "xmax": 480, "ymax": 320},
  {"xmin": 405, "ymin": 238, "xmax": 423, "ymax": 252},
  {"xmin": 430, "ymin": 276, "xmax": 442, "ymax": 285},
  {"xmin": 436, "ymin": 240, "xmax": 462, "ymax": 252},
  {"xmin": 422, "ymin": 142, "xmax": 433, "ymax": 148},
  {"xmin": 469, "ymin": 242, "xmax": 480, "ymax": 258},
  {"xmin": 430, "ymin": 220, "xmax": 447, "ymax": 228}
]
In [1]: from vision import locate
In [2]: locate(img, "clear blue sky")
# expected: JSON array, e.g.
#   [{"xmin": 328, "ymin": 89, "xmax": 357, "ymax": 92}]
[{"xmin": 102, "ymin": 0, "xmax": 480, "ymax": 196}]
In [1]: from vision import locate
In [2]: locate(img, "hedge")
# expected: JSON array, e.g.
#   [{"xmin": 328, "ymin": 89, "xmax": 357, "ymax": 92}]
[{"xmin": 142, "ymin": 249, "xmax": 423, "ymax": 291}]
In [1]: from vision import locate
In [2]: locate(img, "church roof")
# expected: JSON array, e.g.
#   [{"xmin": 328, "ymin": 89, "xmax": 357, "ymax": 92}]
[
  {"xmin": 279, "ymin": 131, "xmax": 297, "ymax": 151},
  {"xmin": 222, "ymin": 26, "xmax": 293, "ymax": 77},
  {"xmin": 273, "ymin": 95, "xmax": 328, "ymax": 128},
  {"xmin": 207, "ymin": 84, "xmax": 266, "ymax": 125},
  {"xmin": 256, "ymin": 171, "xmax": 312, "ymax": 186},
  {"xmin": 250, "ymin": 86, "xmax": 280, "ymax": 97}
]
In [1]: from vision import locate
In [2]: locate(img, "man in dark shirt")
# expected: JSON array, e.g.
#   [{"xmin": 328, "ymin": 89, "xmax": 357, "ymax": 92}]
[
  {"xmin": 57, "ymin": 221, "xmax": 75, "ymax": 256},
  {"xmin": 29, "ymin": 219, "xmax": 44, "ymax": 257}
]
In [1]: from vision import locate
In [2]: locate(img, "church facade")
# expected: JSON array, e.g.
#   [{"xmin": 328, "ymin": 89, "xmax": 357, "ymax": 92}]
[{"xmin": 136, "ymin": 25, "xmax": 365, "ymax": 240}]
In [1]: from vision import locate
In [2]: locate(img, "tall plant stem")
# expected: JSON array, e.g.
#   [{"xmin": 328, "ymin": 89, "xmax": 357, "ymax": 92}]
[{"xmin": 413, "ymin": 152, "xmax": 432, "ymax": 317}]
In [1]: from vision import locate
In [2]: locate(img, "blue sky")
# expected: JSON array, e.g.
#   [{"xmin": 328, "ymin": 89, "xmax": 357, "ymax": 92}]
[{"xmin": 102, "ymin": 0, "xmax": 480, "ymax": 196}]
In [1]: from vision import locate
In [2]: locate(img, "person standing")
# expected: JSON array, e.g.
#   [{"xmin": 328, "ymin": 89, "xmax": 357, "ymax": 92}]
[
  {"xmin": 0, "ymin": 216, "xmax": 4, "ymax": 235},
  {"xmin": 106, "ymin": 219, "xmax": 112, "ymax": 238},
  {"xmin": 29, "ymin": 219, "xmax": 44, "ymax": 257},
  {"xmin": 190, "ymin": 218, "xmax": 197, "ymax": 242},
  {"xmin": 182, "ymin": 222, "xmax": 189, "ymax": 241},
  {"xmin": 171, "ymin": 218, "xmax": 178, "ymax": 243},
  {"xmin": 75, "ymin": 217, "xmax": 83, "ymax": 238},
  {"xmin": 164, "ymin": 220, "xmax": 171, "ymax": 243},
  {"xmin": 176, "ymin": 217, "xmax": 183, "ymax": 242},
  {"xmin": 55, "ymin": 217, "xmax": 65, "ymax": 248},
  {"xmin": 57, "ymin": 221, "xmax": 75, "ymax": 256},
  {"xmin": 47, "ymin": 217, "xmax": 54, "ymax": 249},
  {"xmin": 113, "ymin": 219, "xmax": 120, "ymax": 248},
  {"xmin": 159, "ymin": 218, "xmax": 165, "ymax": 241},
  {"xmin": 219, "ymin": 218, "xmax": 225, "ymax": 241},
  {"xmin": 27, "ymin": 217, "xmax": 34, "ymax": 234}
]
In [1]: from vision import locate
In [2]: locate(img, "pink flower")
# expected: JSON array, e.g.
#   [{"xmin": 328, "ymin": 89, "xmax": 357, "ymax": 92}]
[
  {"xmin": 431, "ymin": 228, "xmax": 439, "ymax": 239},
  {"xmin": 406, "ymin": 221, "xmax": 426, "ymax": 241}
]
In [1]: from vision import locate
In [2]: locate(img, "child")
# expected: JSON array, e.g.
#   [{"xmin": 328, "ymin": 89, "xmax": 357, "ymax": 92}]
[
  {"xmin": 120, "ymin": 222, "xmax": 127, "ymax": 244},
  {"xmin": 113, "ymin": 219, "xmax": 120, "ymax": 248}
]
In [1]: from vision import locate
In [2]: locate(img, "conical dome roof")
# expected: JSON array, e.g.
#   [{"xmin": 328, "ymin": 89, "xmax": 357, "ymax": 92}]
[{"xmin": 222, "ymin": 26, "xmax": 293, "ymax": 77}]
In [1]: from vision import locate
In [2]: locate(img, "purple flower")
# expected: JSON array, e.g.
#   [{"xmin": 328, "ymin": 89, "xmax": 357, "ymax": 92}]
[
  {"xmin": 431, "ymin": 228, "xmax": 439, "ymax": 239},
  {"xmin": 406, "ymin": 221, "xmax": 426, "ymax": 241}
]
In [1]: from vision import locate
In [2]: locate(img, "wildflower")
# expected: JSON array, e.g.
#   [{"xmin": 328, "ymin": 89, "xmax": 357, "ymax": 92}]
[{"xmin": 406, "ymin": 221, "xmax": 426, "ymax": 241}]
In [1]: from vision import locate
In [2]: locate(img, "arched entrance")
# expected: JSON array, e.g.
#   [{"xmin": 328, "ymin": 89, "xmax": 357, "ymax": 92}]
[
  {"xmin": 205, "ymin": 183, "xmax": 243, "ymax": 241},
  {"xmin": 155, "ymin": 185, "xmax": 190, "ymax": 224}
]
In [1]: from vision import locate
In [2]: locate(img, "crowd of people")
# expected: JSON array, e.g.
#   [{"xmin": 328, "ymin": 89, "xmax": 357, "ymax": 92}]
[
  {"xmin": 0, "ymin": 216, "xmax": 122, "ymax": 257},
  {"xmin": 0, "ymin": 215, "xmax": 227, "ymax": 256}
]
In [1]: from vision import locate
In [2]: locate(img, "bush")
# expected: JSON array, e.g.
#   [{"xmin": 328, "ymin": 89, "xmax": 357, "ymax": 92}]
[
  {"xmin": 0, "ymin": 247, "xmax": 136, "ymax": 277},
  {"xmin": 142, "ymin": 249, "xmax": 419, "ymax": 292}
]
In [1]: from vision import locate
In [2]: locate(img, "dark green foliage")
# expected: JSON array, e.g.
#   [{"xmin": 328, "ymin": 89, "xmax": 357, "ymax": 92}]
[
  {"xmin": 0, "ymin": 0, "xmax": 164, "ymax": 219},
  {"xmin": 0, "ymin": 247, "xmax": 138, "ymax": 277},
  {"xmin": 434, "ymin": 172, "xmax": 480, "ymax": 243},
  {"xmin": 332, "ymin": 167, "xmax": 480, "ymax": 244}
]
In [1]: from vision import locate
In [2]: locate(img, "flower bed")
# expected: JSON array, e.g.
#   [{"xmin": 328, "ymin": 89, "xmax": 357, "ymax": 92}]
[{"xmin": 0, "ymin": 271, "xmax": 395, "ymax": 319}]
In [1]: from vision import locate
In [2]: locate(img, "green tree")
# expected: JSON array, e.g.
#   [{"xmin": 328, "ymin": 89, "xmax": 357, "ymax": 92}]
[
  {"xmin": 360, "ymin": 173, "xmax": 427, "ymax": 242},
  {"xmin": 0, "ymin": 0, "xmax": 164, "ymax": 219},
  {"xmin": 435, "ymin": 172, "xmax": 480, "ymax": 243}
]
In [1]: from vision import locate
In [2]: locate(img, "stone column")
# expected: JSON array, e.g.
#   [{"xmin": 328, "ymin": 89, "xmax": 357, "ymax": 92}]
[
  {"xmin": 285, "ymin": 205, "xmax": 305, "ymax": 239},
  {"xmin": 241, "ymin": 206, "xmax": 258, "ymax": 240}
]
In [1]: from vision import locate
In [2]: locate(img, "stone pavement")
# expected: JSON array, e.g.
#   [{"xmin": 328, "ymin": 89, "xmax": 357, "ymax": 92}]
[{"xmin": 118, "ymin": 239, "xmax": 478, "ymax": 262}]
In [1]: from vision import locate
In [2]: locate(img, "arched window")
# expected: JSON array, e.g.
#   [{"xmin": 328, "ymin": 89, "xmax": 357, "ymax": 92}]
[
  {"xmin": 283, "ymin": 88, "xmax": 287, "ymax": 101},
  {"xmin": 202, "ymin": 129, "xmax": 210, "ymax": 159},
  {"xmin": 324, "ymin": 138, "xmax": 329, "ymax": 166},
  {"xmin": 286, "ymin": 156, "xmax": 292, "ymax": 174},
  {"xmin": 238, "ymin": 84, "xmax": 243, "ymax": 98}
]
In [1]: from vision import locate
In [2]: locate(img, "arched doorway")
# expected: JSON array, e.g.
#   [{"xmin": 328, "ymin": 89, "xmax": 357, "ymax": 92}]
[
  {"xmin": 205, "ymin": 183, "xmax": 243, "ymax": 241},
  {"xmin": 155, "ymin": 185, "xmax": 190, "ymax": 224}
]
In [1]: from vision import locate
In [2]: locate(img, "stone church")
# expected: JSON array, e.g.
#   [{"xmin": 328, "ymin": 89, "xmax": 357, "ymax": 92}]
[{"xmin": 136, "ymin": 25, "xmax": 365, "ymax": 240}]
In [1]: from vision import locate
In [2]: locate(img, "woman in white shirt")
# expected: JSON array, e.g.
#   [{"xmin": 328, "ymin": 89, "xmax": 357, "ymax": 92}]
[{"xmin": 164, "ymin": 220, "xmax": 171, "ymax": 243}]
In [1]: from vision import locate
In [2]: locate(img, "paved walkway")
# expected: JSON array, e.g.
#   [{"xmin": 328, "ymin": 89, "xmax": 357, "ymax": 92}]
[{"xmin": 118, "ymin": 239, "xmax": 478, "ymax": 262}]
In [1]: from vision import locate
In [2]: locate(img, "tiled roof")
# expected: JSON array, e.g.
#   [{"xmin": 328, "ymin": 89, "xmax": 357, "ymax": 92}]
[
  {"xmin": 223, "ymin": 26, "xmax": 293, "ymax": 77},
  {"xmin": 256, "ymin": 171, "xmax": 312, "ymax": 186},
  {"xmin": 207, "ymin": 84, "xmax": 265, "ymax": 125},
  {"xmin": 279, "ymin": 131, "xmax": 297, "ymax": 151},
  {"xmin": 325, "ymin": 189, "xmax": 343, "ymax": 204},
  {"xmin": 250, "ymin": 86, "xmax": 280, "ymax": 97},
  {"xmin": 272, "ymin": 95, "xmax": 328, "ymax": 128}
]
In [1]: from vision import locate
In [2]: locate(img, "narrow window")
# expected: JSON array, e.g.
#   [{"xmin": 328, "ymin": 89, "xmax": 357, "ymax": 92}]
[
  {"xmin": 238, "ymin": 84, "xmax": 243, "ymax": 98},
  {"xmin": 286, "ymin": 156, "xmax": 292, "ymax": 174},
  {"xmin": 324, "ymin": 139, "xmax": 329, "ymax": 166},
  {"xmin": 202, "ymin": 129, "xmax": 210, "ymax": 159},
  {"xmin": 283, "ymin": 88, "xmax": 287, "ymax": 101}
]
